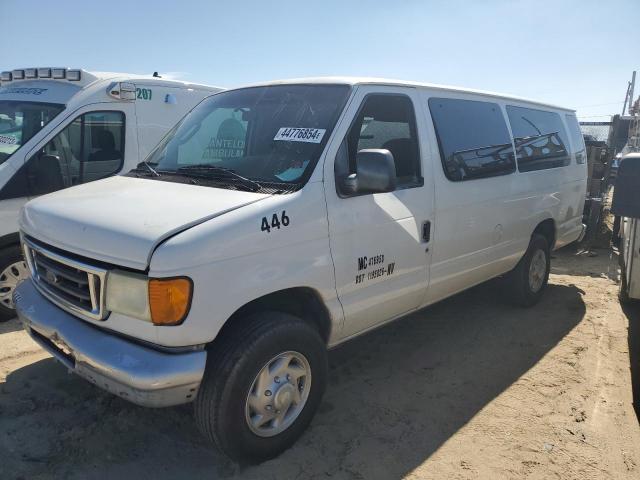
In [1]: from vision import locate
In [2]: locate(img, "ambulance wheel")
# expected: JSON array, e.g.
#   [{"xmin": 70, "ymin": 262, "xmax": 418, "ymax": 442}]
[{"xmin": 0, "ymin": 246, "xmax": 28, "ymax": 322}]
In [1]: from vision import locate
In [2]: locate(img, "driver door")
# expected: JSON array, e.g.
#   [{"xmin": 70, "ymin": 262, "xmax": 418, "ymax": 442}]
[
  {"xmin": 324, "ymin": 86, "xmax": 435, "ymax": 339},
  {"xmin": 24, "ymin": 102, "xmax": 136, "ymax": 197}
]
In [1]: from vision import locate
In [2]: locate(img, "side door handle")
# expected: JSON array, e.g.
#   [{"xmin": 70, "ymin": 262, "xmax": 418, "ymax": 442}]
[{"xmin": 422, "ymin": 221, "xmax": 431, "ymax": 243}]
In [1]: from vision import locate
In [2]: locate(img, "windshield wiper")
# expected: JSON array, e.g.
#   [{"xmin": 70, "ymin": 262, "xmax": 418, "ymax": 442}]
[
  {"xmin": 131, "ymin": 161, "xmax": 160, "ymax": 177},
  {"xmin": 175, "ymin": 164, "xmax": 262, "ymax": 192}
]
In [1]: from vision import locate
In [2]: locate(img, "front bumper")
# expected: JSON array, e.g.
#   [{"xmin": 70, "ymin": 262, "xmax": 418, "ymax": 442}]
[{"xmin": 13, "ymin": 279, "xmax": 207, "ymax": 407}]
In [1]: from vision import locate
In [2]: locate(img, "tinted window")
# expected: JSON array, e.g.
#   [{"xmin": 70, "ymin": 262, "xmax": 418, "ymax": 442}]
[
  {"xmin": 565, "ymin": 114, "xmax": 586, "ymax": 164},
  {"xmin": 428, "ymin": 98, "xmax": 515, "ymax": 181},
  {"xmin": 26, "ymin": 111, "xmax": 125, "ymax": 196},
  {"xmin": 506, "ymin": 106, "xmax": 570, "ymax": 172},
  {"xmin": 346, "ymin": 94, "xmax": 421, "ymax": 186}
]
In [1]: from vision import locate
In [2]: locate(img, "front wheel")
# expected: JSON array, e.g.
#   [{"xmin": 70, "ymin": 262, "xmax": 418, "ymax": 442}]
[
  {"xmin": 194, "ymin": 312, "xmax": 327, "ymax": 464},
  {"xmin": 0, "ymin": 246, "xmax": 29, "ymax": 322},
  {"xmin": 507, "ymin": 234, "xmax": 551, "ymax": 307}
]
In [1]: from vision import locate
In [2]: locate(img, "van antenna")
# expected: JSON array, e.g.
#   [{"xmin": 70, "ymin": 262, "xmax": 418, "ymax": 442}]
[{"xmin": 153, "ymin": 71, "xmax": 161, "ymax": 78}]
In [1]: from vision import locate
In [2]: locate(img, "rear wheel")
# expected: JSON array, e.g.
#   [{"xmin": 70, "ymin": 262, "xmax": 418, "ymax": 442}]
[
  {"xmin": 0, "ymin": 246, "xmax": 28, "ymax": 322},
  {"xmin": 194, "ymin": 312, "xmax": 327, "ymax": 464},
  {"xmin": 507, "ymin": 234, "xmax": 550, "ymax": 307}
]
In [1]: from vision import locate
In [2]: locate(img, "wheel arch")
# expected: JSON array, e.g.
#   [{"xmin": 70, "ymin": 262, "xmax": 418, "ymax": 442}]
[
  {"xmin": 0, "ymin": 232, "xmax": 20, "ymax": 251},
  {"xmin": 212, "ymin": 287, "xmax": 333, "ymax": 347},
  {"xmin": 532, "ymin": 218, "xmax": 556, "ymax": 251}
]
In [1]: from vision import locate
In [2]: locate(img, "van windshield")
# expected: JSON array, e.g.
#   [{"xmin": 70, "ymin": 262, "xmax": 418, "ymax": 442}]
[
  {"xmin": 141, "ymin": 84, "xmax": 351, "ymax": 193},
  {"xmin": 0, "ymin": 101, "xmax": 64, "ymax": 165}
]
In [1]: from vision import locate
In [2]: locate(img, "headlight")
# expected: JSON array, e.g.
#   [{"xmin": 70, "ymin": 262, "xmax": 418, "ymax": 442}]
[
  {"xmin": 105, "ymin": 272, "xmax": 192, "ymax": 326},
  {"xmin": 105, "ymin": 271, "xmax": 151, "ymax": 321}
]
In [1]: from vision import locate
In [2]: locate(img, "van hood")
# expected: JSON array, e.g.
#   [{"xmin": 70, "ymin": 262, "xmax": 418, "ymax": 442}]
[{"xmin": 20, "ymin": 176, "xmax": 270, "ymax": 270}]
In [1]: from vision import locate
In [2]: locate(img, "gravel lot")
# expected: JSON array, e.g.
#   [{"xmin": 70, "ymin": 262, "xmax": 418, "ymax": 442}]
[{"xmin": 1, "ymin": 247, "xmax": 639, "ymax": 479}]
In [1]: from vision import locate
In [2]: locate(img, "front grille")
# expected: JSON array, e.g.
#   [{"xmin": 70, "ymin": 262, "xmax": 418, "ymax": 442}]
[{"xmin": 23, "ymin": 238, "xmax": 108, "ymax": 321}]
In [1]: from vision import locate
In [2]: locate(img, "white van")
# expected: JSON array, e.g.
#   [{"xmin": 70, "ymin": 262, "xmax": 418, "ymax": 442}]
[
  {"xmin": 0, "ymin": 68, "xmax": 222, "ymax": 319},
  {"xmin": 14, "ymin": 78, "xmax": 587, "ymax": 463}
]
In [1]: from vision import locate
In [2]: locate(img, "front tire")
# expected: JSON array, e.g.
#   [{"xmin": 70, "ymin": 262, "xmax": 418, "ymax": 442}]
[
  {"xmin": 195, "ymin": 312, "xmax": 327, "ymax": 464},
  {"xmin": 0, "ymin": 246, "xmax": 28, "ymax": 322},
  {"xmin": 507, "ymin": 234, "xmax": 550, "ymax": 307}
]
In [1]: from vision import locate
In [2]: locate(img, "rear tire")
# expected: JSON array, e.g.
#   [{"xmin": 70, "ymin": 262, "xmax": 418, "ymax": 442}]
[
  {"xmin": 507, "ymin": 234, "xmax": 550, "ymax": 307},
  {"xmin": 0, "ymin": 246, "xmax": 28, "ymax": 322},
  {"xmin": 194, "ymin": 312, "xmax": 327, "ymax": 464}
]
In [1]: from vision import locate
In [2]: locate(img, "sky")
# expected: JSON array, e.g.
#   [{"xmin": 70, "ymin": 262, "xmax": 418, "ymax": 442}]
[{"xmin": 1, "ymin": 0, "xmax": 638, "ymax": 121}]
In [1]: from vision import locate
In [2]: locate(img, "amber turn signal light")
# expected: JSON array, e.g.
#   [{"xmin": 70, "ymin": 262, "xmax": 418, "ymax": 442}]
[{"xmin": 148, "ymin": 278, "xmax": 192, "ymax": 326}]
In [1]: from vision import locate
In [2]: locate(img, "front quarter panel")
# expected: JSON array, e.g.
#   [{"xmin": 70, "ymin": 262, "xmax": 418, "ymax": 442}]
[{"xmin": 148, "ymin": 182, "xmax": 342, "ymax": 347}]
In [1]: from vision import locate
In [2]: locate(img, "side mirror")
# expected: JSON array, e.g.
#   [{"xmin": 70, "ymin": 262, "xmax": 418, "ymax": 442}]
[
  {"xmin": 612, "ymin": 155, "xmax": 640, "ymax": 218},
  {"xmin": 340, "ymin": 149, "xmax": 397, "ymax": 196}
]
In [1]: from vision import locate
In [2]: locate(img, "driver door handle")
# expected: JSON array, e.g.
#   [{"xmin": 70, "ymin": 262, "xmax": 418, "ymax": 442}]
[{"xmin": 422, "ymin": 221, "xmax": 431, "ymax": 243}]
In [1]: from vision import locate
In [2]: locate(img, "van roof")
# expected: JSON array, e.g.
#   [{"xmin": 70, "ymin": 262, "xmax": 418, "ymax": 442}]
[{"xmin": 239, "ymin": 76, "xmax": 575, "ymax": 112}]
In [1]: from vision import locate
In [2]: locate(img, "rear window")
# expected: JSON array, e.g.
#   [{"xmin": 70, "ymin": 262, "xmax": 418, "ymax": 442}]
[
  {"xmin": 565, "ymin": 114, "xmax": 586, "ymax": 164},
  {"xmin": 506, "ymin": 106, "xmax": 571, "ymax": 172},
  {"xmin": 428, "ymin": 97, "xmax": 515, "ymax": 181}
]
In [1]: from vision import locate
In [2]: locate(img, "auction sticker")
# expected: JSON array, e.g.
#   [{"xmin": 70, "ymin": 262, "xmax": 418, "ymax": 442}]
[
  {"xmin": 0, "ymin": 135, "xmax": 17, "ymax": 145},
  {"xmin": 274, "ymin": 127, "xmax": 326, "ymax": 143}
]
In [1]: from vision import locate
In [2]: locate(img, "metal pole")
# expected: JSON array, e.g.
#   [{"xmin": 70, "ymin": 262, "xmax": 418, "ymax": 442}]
[
  {"xmin": 629, "ymin": 71, "xmax": 636, "ymax": 116},
  {"xmin": 622, "ymin": 81, "xmax": 631, "ymax": 116}
]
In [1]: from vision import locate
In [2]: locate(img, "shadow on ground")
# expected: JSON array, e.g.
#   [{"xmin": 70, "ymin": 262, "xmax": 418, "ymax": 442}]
[
  {"xmin": 1, "ymin": 280, "xmax": 586, "ymax": 480},
  {"xmin": 0, "ymin": 317, "xmax": 22, "ymax": 335}
]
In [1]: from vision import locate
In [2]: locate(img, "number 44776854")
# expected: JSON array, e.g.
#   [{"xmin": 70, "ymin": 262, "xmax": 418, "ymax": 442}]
[{"xmin": 261, "ymin": 211, "xmax": 290, "ymax": 233}]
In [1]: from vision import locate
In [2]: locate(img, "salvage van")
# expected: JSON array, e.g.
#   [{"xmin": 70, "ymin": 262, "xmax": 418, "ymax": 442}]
[
  {"xmin": 14, "ymin": 78, "xmax": 587, "ymax": 463},
  {"xmin": 0, "ymin": 68, "xmax": 222, "ymax": 319}
]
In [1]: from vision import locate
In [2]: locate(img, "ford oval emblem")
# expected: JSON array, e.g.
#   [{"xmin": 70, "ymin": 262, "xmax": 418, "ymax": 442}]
[{"xmin": 45, "ymin": 270, "xmax": 59, "ymax": 284}]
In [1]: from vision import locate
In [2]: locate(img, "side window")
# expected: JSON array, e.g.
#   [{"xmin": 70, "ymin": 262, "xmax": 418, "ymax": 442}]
[
  {"xmin": 428, "ymin": 98, "xmax": 515, "ymax": 181},
  {"xmin": 565, "ymin": 114, "xmax": 586, "ymax": 164},
  {"xmin": 506, "ymin": 106, "xmax": 570, "ymax": 172},
  {"xmin": 26, "ymin": 111, "xmax": 125, "ymax": 195},
  {"xmin": 346, "ymin": 94, "xmax": 421, "ymax": 187}
]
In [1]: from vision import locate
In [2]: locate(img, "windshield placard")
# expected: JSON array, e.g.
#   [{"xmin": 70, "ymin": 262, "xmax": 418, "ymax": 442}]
[
  {"xmin": 274, "ymin": 127, "xmax": 326, "ymax": 143},
  {"xmin": 0, "ymin": 134, "xmax": 17, "ymax": 145}
]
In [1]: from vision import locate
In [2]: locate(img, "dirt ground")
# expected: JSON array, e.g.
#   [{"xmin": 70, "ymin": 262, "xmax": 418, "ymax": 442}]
[{"xmin": 1, "ymin": 246, "xmax": 640, "ymax": 479}]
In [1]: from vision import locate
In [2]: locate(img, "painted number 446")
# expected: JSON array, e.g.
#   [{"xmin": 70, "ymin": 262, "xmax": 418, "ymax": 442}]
[{"xmin": 261, "ymin": 211, "xmax": 290, "ymax": 233}]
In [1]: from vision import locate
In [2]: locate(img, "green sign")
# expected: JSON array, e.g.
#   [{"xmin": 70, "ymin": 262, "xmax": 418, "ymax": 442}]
[{"xmin": 136, "ymin": 88, "xmax": 152, "ymax": 101}]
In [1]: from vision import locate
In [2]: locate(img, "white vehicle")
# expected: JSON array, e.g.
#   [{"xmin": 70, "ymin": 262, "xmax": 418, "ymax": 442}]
[
  {"xmin": 613, "ymin": 152, "xmax": 640, "ymax": 302},
  {"xmin": 14, "ymin": 78, "xmax": 587, "ymax": 463},
  {"xmin": 0, "ymin": 68, "xmax": 222, "ymax": 319}
]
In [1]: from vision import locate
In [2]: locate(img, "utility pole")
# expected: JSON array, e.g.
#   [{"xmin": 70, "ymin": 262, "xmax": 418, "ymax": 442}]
[{"xmin": 622, "ymin": 71, "xmax": 636, "ymax": 116}]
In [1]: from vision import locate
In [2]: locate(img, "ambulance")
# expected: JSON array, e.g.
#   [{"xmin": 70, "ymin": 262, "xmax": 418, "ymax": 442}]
[{"xmin": 0, "ymin": 67, "xmax": 222, "ymax": 319}]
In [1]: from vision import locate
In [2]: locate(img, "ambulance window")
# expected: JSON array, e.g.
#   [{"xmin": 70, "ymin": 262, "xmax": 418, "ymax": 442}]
[
  {"xmin": 429, "ymin": 98, "xmax": 515, "ymax": 181},
  {"xmin": 26, "ymin": 111, "xmax": 125, "ymax": 196},
  {"xmin": 347, "ymin": 94, "xmax": 422, "ymax": 187},
  {"xmin": 506, "ymin": 106, "xmax": 571, "ymax": 172}
]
